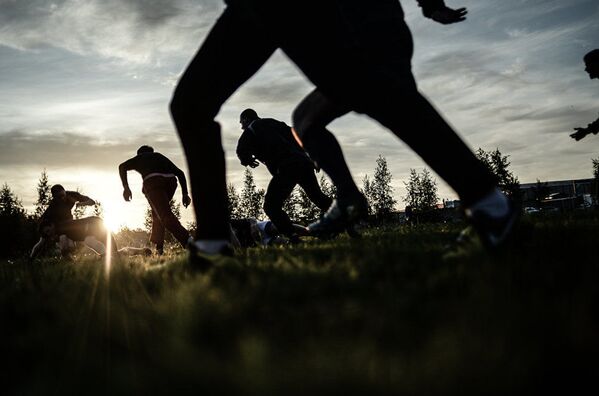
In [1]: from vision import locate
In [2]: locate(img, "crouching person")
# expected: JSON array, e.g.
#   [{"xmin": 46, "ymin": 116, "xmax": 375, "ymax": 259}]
[{"xmin": 30, "ymin": 185, "xmax": 117, "ymax": 259}]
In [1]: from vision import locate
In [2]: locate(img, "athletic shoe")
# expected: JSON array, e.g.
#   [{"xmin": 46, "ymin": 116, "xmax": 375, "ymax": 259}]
[
  {"xmin": 187, "ymin": 240, "xmax": 234, "ymax": 271},
  {"xmin": 463, "ymin": 201, "xmax": 519, "ymax": 251},
  {"xmin": 308, "ymin": 194, "xmax": 368, "ymax": 238}
]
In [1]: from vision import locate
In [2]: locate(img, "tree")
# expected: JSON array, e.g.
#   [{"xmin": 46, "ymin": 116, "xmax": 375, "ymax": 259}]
[
  {"xmin": 361, "ymin": 174, "xmax": 375, "ymax": 216},
  {"xmin": 73, "ymin": 188, "xmax": 87, "ymax": 219},
  {"xmin": 227, "ymin": 183, "xmax": 241, "ymax": 220},
  {"xmin": 239, "ymin": 168, "xmax": 264, "ymax": 219},
  {"xmin": 319, "ymin": 175, "xmax": 337, "ymax": 200},
  {"xmin": 0, "ymin": 183, "xmax": 33, "ymax": 258},
  {"xmin": 370, "ymin": 155, "xmax": 396, "ymax": 216},
  {"xmin": 403, "ymin": 168, "xmax": 439, "ymax": 213},
  {"xmin": 476, "ymin": 148, "xmax": 520, "ymax": 199},
  {"xmin": 0, "ymin": 183, "xmax": 24, "ymax": 217},
  {"xmin": 34, "ymin": 169, "xmax": 51, "ymax": 219},
  {"xmin": 282, "ymin": 187, "xmax": 301, "ymax": 223},
  {"xmin": 93, "ymin": 201, "xmax": 104, "ymax": 217},
  {"xmin": 297, "ymin": 188, "xmax": 320, "ymax": 223}
]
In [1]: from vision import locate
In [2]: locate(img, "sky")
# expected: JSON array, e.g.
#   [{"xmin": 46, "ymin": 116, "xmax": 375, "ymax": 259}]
[{"xmin": 1, "ymin": 0, "xmax": 598, "ymax": 229}]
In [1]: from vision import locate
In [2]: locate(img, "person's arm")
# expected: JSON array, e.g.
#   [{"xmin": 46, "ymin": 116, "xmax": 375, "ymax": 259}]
[
  {"xmin": 173, "ymin": 166, "xmax": 192, "ymax": 208},
  {"xmin": 70, "ymin": 191, "xmax": 95, "ymax": 206},
  {"xmin": 30, "ymin": 237, "xmax": 48, "ymax": 260},
  {"xmin": 417, "ymin": 0, "xmax": 467, "ymax": 25},
  {"xmin": 118, "ymin": 158, "xmax": 135, "ymax": 201},
  {"xmin": 236, "ymin": 130, "xmax": 260, "ymax": 168},
  {"xmin": 570, "ymin": 115, "xmax": 599, "ymax": 141}
]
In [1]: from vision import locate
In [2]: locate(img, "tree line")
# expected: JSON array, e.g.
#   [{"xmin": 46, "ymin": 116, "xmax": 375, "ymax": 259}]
[{"xmin": 0, "ymin": 148, "xmax": 534, "ymax": 258}]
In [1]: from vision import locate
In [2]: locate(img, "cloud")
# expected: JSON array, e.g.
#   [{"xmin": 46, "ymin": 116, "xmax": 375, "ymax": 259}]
[{"xmin": 0, "ymin": 0, "xmax": 223, "ymax": 64}]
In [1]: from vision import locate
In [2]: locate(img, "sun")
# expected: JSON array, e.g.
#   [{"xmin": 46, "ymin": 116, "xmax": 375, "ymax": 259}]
[{"xmin": 101, "ymin": 201, "xmax": 126, "ymax": 232}]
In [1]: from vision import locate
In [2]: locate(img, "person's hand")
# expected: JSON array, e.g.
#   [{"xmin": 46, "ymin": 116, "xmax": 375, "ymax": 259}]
[
  {"xmin": 248, "ymin": 159, "xmax": 260, "ymax": 168},
  {"xmin": 430, "ymin": 7, "xmax": 468, "ymax": 25},
  {"xmin": 123, "ymin": 188, "xmax": 132, "ymax": 202},
  {"xmin": 182, "ymin": 194, "xmax": 191, "ymax": 208},
  {"xmin": 570, "ymin": 127, "xmax": 589, "ymax": 141}
]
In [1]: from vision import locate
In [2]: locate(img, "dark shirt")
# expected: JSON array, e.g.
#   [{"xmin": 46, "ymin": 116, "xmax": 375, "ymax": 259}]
[
  {"xmin": 236, "ymin": 118, "xmax": 311, "ymax": 175},
  {"xmin": 40, "ymin": 191, "xmax": 88, "ymax": 225},
  {"xmin": 120, "ymin": 152, "xmax": 182, "ymax": 179}
]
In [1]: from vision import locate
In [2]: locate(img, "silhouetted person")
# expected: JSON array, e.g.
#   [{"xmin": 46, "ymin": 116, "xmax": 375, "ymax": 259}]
[
  {"xmin": 119, "ymin": 145, "xmax": 192, "ymax": 254},
  {"xmin": 236, "ymin": 109, "xmax": 332, "ymax": 241},
  {"xmin": 571, "ymin": 49, "xmax": 599, "ymax": 141},
  {"xmin": 171, "ymin": 0, "xmax": 515, "ymax": 259},
  {"xmin": 30, "ymin": 184, "xmax": 115, "ymax": 259}
]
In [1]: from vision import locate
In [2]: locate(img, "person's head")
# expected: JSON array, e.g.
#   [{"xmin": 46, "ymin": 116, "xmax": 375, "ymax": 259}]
[
  {"xmin": 583, "ymin": 49, "xmax": 599, "ymax": 79},
  {"xmin": 50, "ymin": 184, "xmax": 66, "ymax": 200},
  {"xmin": 240, "ymin": 108, "xmax": 259, "ymax": 130},
  {"xmin": 137, "ymin": 145, "xmax": 154, "ymax": 155}
]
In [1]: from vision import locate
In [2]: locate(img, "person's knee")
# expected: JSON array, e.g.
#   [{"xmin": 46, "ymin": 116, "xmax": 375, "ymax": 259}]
[
  {"xmin": 292, "ymin": 104, "xmax": 319, "ymax": 142},
  {"xmin": 170, "ymin": 85, "xmax": 218, "ymax": 126}
]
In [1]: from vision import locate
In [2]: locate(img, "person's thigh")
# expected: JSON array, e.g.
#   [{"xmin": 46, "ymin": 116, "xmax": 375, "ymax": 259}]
[
  {"xmin": 280, "ymin": 0, "xmax": 414, "ymax": 111},
  {"xmin": 172, "ymin": 6, "xmax": 277, "ymax": 117},
  {"xmin": 145, "ymin": 189, "xmax": 172, "ymax": 222},
  {"xmin": 264, "ymin": 173, "xmax": 297, "ymax": 209}
]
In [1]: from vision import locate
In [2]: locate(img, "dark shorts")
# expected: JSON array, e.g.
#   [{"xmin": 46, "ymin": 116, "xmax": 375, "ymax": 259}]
[{"xmin": 54, "ymin": 217, "xmax": 105, "ymax": 242}]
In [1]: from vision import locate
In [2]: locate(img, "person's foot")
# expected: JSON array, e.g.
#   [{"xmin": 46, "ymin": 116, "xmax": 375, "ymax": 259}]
[
  {"xmin": 287, "ymin": 233, "xmax": 303, "ymax": 245},
  {"xmin": 462, "ymin": 190, "xmax": 519, "ymax": 251},
  {"xmin": 308, "ymin": 194, "xmax": 368, "ymax": 238},
  {"xmin": 187, "ymin": 240, "xmax": 234, "ymax": 271},
  {"xmin": 464, "ymin": 203, "xmax": 519, "ymax": 250}
]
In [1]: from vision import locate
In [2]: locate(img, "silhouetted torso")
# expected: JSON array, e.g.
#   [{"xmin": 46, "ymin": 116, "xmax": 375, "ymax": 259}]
[
  {"xmin": 121, "ymin": 152, "xmax": 180, "ymax": 179},
  {"xmin": 237, "ymin": 118, "xmax": 310, "ymax": 175},
  {"xmin": 41, "ymin": 191, "xmax": 86, "ymax": 225}
]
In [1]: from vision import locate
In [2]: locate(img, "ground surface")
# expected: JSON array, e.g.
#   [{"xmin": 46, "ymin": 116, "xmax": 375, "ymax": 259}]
[{"xmin": 1, "ymin": 213, "xmax": 598, "ymax": 395}]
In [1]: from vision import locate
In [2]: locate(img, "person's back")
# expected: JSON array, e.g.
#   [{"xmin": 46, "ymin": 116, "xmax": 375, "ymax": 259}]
[
  {"xmin": 245, "ymin": 117, "xmax": 309, "ymax": 170},
  {"xmin": 122, "ymin": 151, "xmax": 181, "ymax": 179},
  {"xmin": 41, "ymin": 190, "xmax": 90, "ymax": 225}
]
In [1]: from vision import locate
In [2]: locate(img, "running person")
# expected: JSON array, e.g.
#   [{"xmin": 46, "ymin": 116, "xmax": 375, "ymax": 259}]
[
  {"xmin": 171, "ymin": 0, "xmax": 515, "ymax": 259},
  {"xmin": 236, "ymin": 109, "xmax": 332, "ymax": 242},
  {"xmin": 119, "ymin": 145, "xmax": 192, "ymax": 254},
  {"xmin": 30, "ymin": 184, "xmax": 115, "ymax": 259},
  {"xmin": 571, "ymin": 49, "xmax": 599, "ymax": 141}
]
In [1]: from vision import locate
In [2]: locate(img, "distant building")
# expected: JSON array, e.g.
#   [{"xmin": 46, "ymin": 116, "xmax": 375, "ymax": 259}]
[{"xmin": 520, "ymin": 178, "xmax": 595, "ymax": 211}]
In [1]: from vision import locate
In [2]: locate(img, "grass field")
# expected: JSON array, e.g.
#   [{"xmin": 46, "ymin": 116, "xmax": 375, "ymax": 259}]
[{"xmin": 2, "ymin": 213, "xmax": 598, "ymax": 395}]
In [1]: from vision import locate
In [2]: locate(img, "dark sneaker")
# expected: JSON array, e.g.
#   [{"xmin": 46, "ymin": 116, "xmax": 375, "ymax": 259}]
[
  {"xmin": 287, "ymin": 234, "xmax": 303, "ymax": 245},
  {"xmin": 308, "ymin": 195, "xmax": 368, "ymax": 238},
  {"xmin": 187, "ymin": 241, "xmax": 234, "ymax": 271},
  {"xmin": 464, "ymin": 202, "xmax": 519, "ymax": 251}
]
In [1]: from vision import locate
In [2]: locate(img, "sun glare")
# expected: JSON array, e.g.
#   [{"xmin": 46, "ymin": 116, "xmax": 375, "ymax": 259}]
[{"xmin": 102, "ymin": 202, "xmax": 126, "ymax": 232}]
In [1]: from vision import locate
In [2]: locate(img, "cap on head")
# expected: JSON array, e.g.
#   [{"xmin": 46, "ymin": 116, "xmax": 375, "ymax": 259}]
[
  {"xmin": 137, "ymin": 145, "xmax": 154, "ymax": 155},
  {"xmin": 584, "ymin": 49, "xmax": 599, "ymax": 64},
  {"xmin": 50, "ymin": 184, "xmax": 65, "ymax": 197}
]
